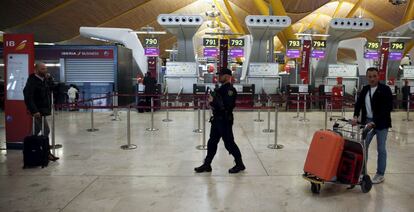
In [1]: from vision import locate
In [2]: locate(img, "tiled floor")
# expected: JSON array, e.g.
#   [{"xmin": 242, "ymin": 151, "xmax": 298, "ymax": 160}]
[{"xmin": 0, "ymin": 110, "xmax": 413, "ymax": 212}]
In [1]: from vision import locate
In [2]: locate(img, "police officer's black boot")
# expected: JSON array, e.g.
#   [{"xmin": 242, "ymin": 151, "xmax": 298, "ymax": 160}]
[
  {"xmin": 194, "ymin": 160, "xmax": 212, "ymax": 173},
  {"xmin": 229, "ymin": 158, "xmax": 245, "ymax": 174}
]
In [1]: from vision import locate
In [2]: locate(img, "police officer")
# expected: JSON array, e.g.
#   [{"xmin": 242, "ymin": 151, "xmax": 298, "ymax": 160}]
[{"xmin": 194, "ymin": 68, "xmax": 245, "ymax": 174}]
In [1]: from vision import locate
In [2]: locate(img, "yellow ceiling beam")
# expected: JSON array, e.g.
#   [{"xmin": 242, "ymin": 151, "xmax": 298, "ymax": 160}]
[
  {"xmin": 401, "ymin": 0, "xmax": 414, "ymax": 25},
  {"xmin": 404, "ymin": 41, "xmax": 414, "ymax": 56},
  {"xmin": 269, "ymin": 0, "xmax": 296, "ymax": 40},
  {"xmin": 223, "ymin": 0, "xmax": 245, "ymax": 34},
  {"xmin": 253, "ymin": 0, "xmax": 269, "ymax": 15},
  {"xmin": 96, "ymin": 0, "xmax": 152, "ymax": 27},
  {"xmin": 6, "ymin": 0, "xmax": 76, "ymax": 30},
  {"xmin": 332, "ymin": 0, "xmax": 344, "ymax": 18},
  {"xmin": 253, "ymin": 0, "xmax": 290, "ymax": 47},
  {"xmin": 213, "ymin": 0, "xmax": 239, "ymax": 33},
  {"xmin": 215, "ymin": 17, "xmax": 224, "ymax": 29},
  {"xmin": 306, "ymin": 13, "xmax": 322, "ymax": 31},
  {"xmin": 345, "ymin": 0, "xmax": 363, "ymax": 18}
]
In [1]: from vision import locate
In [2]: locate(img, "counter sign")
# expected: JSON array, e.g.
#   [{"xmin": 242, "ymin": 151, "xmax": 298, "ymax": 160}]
[
  {"xmin": 144, "ymin": 38, "xmax": 158, "ymax": 47},
  {"xmin": 390, "ymin": 42, "xmax": 404, "ymax": 51},
  {"xmin": 203, "ymin": 38, "xmax": 218, "ymax": 47},
  {"xmin": 229, "ymin": 38, "xmax": 244, "ymax": 47},
  {"xmin": 287, "ymin": 40, "xmax": 301, "ymax": 49},
  {"xmin": 366, "ymin": 41, "xmax": 380, "ymax": 50},
  {"xmin": 312, "ymin": 40, "xmax": 326, "ymax": 48}
]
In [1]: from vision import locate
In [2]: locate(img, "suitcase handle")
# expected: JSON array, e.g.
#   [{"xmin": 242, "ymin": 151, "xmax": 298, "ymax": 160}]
[{"xmin": 32, "ymin": 116, "xmax": 45, "ymax": 136}]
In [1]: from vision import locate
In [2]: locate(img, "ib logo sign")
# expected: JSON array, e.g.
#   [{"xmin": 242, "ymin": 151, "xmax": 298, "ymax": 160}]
[{"xmin": 5, "ymin": 40, "xmax": 27, "ymax": 51}]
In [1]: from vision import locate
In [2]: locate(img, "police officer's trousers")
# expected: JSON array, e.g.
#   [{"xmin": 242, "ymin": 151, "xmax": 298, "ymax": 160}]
[{"xmin": 205, "ymin": 119, "xmax": 242, "ymax": 164}]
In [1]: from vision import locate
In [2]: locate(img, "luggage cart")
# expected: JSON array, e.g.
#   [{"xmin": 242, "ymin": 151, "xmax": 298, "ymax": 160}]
[{"xmin": 303, "ymin": 118, "xmax": 373, "ymax": 194}]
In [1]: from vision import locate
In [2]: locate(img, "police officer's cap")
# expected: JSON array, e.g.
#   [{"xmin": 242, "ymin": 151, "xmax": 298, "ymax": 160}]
[{"xmin": 217, "ymin": 68, "xmax": 232, "ymax": 76}]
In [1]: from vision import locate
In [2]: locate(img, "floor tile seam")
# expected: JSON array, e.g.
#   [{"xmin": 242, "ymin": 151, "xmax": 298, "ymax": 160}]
[
  {"xmin": 239, "ymin": 123, "xmax": 270, "ymax": 176},
  {"xmin": 59, "ymin": 176, "xmax": 99, "ymax": 212}
]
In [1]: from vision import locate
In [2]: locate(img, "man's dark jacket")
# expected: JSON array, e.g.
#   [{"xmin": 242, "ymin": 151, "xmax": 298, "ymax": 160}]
[
  {"xmin": 143, "ymin": 75, "xmax": 157, "ymax": 94},
  {"xmin": 353, "ymin": 83, "xmax": 393, "ymax": 129},
  {"xmin": 23, "ymin": 74, "xmax": 52, "ymax": 116}
]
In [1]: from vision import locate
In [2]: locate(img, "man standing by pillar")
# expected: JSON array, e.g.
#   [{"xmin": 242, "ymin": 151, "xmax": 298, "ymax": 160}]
[
  {"xmin": 194, "ymin": 68, "xmax": 245, "ymax": 174},
  {"xmin": 23, "ymin": 62, "xmax": 59, "ymax": 161}
]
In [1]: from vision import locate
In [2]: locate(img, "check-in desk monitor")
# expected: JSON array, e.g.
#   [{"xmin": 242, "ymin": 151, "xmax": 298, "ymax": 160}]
[
  {"xmin": 247, "ymin": 63, "xmax": 281, "ymax": 94},
  {"xmin": 165, "ymin": 62, "xmax": 198, "ymax": 94},
  {"xmin": 326, "ymin": 64, "xmax": 359, "ymax": 95}
]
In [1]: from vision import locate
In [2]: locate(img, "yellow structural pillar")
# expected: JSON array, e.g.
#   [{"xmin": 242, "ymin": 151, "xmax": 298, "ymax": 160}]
[
  {"xmin": 213, "ymin": 0, "xmax": 239, "ymax": 34},
  {"xmin": 223, "ymin": 0, "xmax": 245, "ymax": 34},
  {"xmin": 345, "ymin": 0, "xmax": 363, "ymax": 18},
  {"xmin": 332, "ymin": 0, "xmax": 344, "ymax": 18},
  {"xmin": 404, "ymin": 41, "xmax": 414, "ymax": 56},
  {"xmin": 401, "ymin": 0, "xmax": 414, "ymax": 25},
  {"xmin": 269, "ymin": 0, "xmax": 296, "ymax": 40},
  {"xmin": 253, "ymin": 0, "xmax": 270, "ymax": 15}
]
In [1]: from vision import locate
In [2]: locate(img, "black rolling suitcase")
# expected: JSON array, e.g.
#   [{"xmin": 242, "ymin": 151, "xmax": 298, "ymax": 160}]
[
  {"xmin": 23, "ymin": 117, "xmax": 50, "ymax": 169},
  {"xmin": 138, "ymin": 98, "xmax": 146, "ymax": 113}
]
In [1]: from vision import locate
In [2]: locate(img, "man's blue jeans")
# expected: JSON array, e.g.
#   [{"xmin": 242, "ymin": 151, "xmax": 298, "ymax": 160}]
[{"xmin": 365, "ymin": 118, "xmax": 388, "ymax": 176}]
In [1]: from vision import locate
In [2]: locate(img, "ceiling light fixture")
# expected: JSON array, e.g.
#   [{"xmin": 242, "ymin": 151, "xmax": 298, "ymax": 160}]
[
  {"xmin": 295, "ymin": 33, "xmax": 330, "ymax": 37},
  {"xmin": 34, "ymin": 42, "xmax": 55, "ymax": 45},
  {"xmin": 377, "ymin": 36, "xmax": 412, "ymax": 40},
  {"xmin": 90, "ymin": 37, "xmax": 110, "ymax": 42},
  {"xmin": 132, "ymin": 31, "xmax": 167, "ymax": 35}
]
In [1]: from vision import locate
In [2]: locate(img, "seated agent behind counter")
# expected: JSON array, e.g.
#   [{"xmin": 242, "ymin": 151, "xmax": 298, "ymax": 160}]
[{"xmin": 194, "ymin": 68, "xmax": 245, "ymax": 174}]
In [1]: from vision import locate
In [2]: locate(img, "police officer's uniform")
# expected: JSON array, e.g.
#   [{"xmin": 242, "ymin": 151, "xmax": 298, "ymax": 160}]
[{"xmin": 194, "ymin": 68, "xmax": 245, "ymax": 174}]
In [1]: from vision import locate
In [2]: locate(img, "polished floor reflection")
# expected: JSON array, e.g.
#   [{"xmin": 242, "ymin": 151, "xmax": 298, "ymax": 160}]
[{"xmin": 0, "ymin": 110, "xmax": 413, "ymax": 211}]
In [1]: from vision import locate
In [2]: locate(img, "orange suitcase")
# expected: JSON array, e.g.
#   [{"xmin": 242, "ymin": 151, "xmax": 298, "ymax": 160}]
[{"xmin": 304, "ymin": 130, "xmax": 344, "ymax": 181}]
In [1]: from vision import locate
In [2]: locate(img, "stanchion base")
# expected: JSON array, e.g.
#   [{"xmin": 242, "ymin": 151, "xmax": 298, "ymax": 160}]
[
  {"xmin": 112, "ymin": 118, "xmax": 121, "ymax": 121},
  {"xmin": 87, "ymin": 128, "xmax": 99, "ymax": 132},
  {"xmin": 120, "ymin": 144, "xmax": 137, "ymax": 150},
  {"xmin": 162, "ymin": 119, "xmax": 173, "ymax": 122},
  {"xmin": 193, "ymin": 129, "xmax": 203, "ymax": 133},
  {"xmin": 262, "ymin": 129, "xmax": 275, "ymax": 133},
  {"xmin": 403, "ymin": 119, "xmax": 413, "ymax": 122},
  {"xmin": 299, "ymin": 118, "xmax": 310, "ymax": 122},
  {"xmin": 254, "ymin": 119, "xmax": 264, "ymax": 122},
  {"xmin": 51, "ymin": 144, "xmax": 63, "ymax": 149},
  {"xmin": 146, "ymin": 128, "xmax": 159, "ymax": 131},
  {"xmin": 196, "ymin": 145, "xmax": 208, "ymax": 150},
  {"xmin": 267, "ymin": 144, "xmax": 284, "ymax": 149}
]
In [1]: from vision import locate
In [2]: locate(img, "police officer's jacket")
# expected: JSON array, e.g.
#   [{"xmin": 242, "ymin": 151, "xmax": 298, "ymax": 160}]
[{"xmin": 210, "ymin": 83, "xmax": 237, "ymax": 120}]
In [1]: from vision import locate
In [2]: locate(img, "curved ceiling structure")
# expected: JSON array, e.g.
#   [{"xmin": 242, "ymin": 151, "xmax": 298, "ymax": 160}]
[{"xmin": 0, "ymin": 0, "xmax": 412, "ymax": 58}]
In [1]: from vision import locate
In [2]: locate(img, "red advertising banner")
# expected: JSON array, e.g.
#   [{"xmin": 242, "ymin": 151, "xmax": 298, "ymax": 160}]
[
  {"xmin": 300, "ymin": 40, "xmax": 311, "ymax": 84},
  {"xmin": 3, "ymin": 34, "xmax": 35, "ymax": 148},
  {"xmin": 379, "ymin": 42, "xmax": 389, "ymax": 81},
  {"xmin": 147, "ymin": 57, "xmax": 157, "ymax": 78},
  {"xmin": 218, "ymin": 39, "xmax": 229, "ymax": 71}
]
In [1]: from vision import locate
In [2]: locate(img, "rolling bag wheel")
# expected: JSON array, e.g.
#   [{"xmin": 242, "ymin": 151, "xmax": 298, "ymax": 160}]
[
  {"xmin": 360, "ymin": 175, "xmax": 372, "ymax": 193},
  {"xmin": 311, "ymin": 182, "xmax": 321, "ymax": 194}
]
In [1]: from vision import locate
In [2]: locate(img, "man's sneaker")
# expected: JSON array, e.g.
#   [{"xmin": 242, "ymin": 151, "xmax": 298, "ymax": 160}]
[
  {"xmin": 194, "ymin": 164, "xmax": 212, "ymax": 173},
  {"xmin": 228, "ymin": 164, "xmax": 246, "ymax": 174},
  {"xmin": 372, "ymin": 174, "xmax": 385, "ymax": 184}
]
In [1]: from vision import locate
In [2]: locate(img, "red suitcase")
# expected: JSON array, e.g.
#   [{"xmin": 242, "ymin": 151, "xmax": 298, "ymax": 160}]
[
  {"xmin": 337, "ymin": 151, "xmax": 363, "ymax": 184},
  {"xmin": 304, "ymin": 130, "xmax": 344, "ymax": 181}
]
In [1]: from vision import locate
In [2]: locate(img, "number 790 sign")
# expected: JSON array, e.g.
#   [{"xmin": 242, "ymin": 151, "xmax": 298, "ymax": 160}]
[{"xmin": 144, "ymin": 38, "xmax": 159, "ymax": 47}]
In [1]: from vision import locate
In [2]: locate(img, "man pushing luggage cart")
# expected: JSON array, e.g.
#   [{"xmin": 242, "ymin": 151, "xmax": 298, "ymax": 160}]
[{"xmin": 302, "ymin": 118, "xmax": 373, "ymax": 194}]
